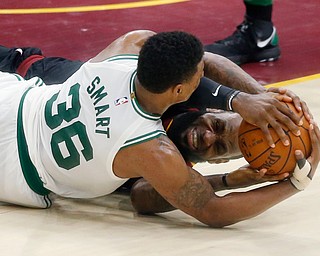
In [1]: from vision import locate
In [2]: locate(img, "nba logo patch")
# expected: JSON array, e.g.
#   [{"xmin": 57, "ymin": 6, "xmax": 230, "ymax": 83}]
[{"xmin": 114, "ymin": 97, "xmax": 128, "ymax": 106}]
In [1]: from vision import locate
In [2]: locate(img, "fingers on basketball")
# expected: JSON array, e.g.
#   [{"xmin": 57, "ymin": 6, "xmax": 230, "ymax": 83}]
[{"xmin": 238, "ymin": 102, "xmax": 311, "ymax": 175}]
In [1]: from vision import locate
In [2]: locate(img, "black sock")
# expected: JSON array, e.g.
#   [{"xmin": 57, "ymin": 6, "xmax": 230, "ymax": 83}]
[{"xmin": 245, "ymin": 3, "xmax": 273, "ymax": 22}]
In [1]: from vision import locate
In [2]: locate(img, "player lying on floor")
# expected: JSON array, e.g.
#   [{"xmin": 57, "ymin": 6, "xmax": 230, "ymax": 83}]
[
  {"xmin": 0, "ymin": 34, "xmax": 309, "ymax": 148},
  {"xmin": 0, "ymin": 44, "xmax": 293, "ymax": 185},
  {"xmin": 0, "ymin": 35, "xmax": 312, "ymax": 156},
  {"xmin": 0, "ymin": 40, "xmax": 305, "ymax": 196},
  {"xmin": 0, "ymin": 30, "xmax": 318, "ymax": 228},
  {"xmin": 0, "ymin": 40, "xmax": 302, "ymax": 180}
]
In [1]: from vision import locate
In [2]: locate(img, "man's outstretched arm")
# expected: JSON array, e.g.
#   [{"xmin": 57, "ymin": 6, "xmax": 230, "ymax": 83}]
[
  {"xmin": 130, "ymin": 167, "xmax": 289, "ymax": 214},
  {"xmin": 203, "ymin": 52, "xmax": 265, "ymax": 94},
  {"xmin": 116, "ymin": 122, "xmax": 319, "ymax": 227},
  {"xmin": 203, "ymin": 52, "xmax": 304, "ymax": 147}
]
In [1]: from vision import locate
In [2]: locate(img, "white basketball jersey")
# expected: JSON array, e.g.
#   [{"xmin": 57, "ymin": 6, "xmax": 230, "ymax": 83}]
[{"xmin": 20, "ymin": 55, "xmax": 165, "ymax": 198}]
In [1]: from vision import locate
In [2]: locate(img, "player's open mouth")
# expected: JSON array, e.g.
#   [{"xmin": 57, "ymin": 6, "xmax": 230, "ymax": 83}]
[{"xmin": 187, "ymin": 127, "xmax": 198, "ymax": 150}]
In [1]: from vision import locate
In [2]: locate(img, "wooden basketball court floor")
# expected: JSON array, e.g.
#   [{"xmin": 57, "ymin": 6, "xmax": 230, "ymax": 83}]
[{"xmin": 0, "ymin": 1, "xmax": 319, "ymax": 255}]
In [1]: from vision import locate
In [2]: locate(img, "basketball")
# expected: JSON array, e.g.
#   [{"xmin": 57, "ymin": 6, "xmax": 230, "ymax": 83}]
[{"xmin": 238, "ymin": 102, "xmax": 311, "ymax": 175}]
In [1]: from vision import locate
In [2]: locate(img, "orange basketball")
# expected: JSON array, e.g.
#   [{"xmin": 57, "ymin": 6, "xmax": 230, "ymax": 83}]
[{"xmin": 238, "ymin": 102, "xmax": 311, "ymax": 175}]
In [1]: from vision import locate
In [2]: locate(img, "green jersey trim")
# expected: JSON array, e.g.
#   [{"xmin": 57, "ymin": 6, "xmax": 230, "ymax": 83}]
[
  {"xmin": 106, "ymin": 54, "xmax": 139, "ymax": 62},
  {"xmin": 13, "ymin": 74, "xmax": 23, "ymax": 81},
  {"xmin": 17, "ymin": 87, "xmax": 50, "ymax": 196},
  {"xmin": 103, "ymin": 54, "xmax": 160, "ymax": 121},
  {"xmin": 35, "ymin": 77, "xmax": 44, "ymax": 87},
  {"xmin": 121, "ymin": 130, "xmax": 166, "ymax": 149},
  {"xmin": 130, "ymin": 71, "xmax": 161, "ymax": 121}
]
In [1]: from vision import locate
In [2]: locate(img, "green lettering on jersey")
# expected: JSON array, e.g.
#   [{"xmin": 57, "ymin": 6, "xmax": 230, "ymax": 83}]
[
  {"xmin": 91, "ymin": 86, "xmax": 108, "ymax": 105},
  {"xmin": 45, "ymin": 83, "xmax": 93, "ymax": 170},
  {"xmin": 95, "ymin": 104, "xmax": 109, "ymax": 116},
  {"xmin": 45, "ymin": 83, "xmax": 81, "ymax": 129},
  {"xmin": 88, "ymin": 76, "xmax": 108, "ymax": 105},
  {"xmin": 51, "ymin": 121, "xmax": 93, "ymax": 170}
]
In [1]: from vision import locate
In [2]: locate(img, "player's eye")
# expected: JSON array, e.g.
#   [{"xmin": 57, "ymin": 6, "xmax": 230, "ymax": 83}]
[
  {"xmin": 214, "ymin": 140, "xmax": 227, "ymax": 156},
  {"xmin": 212, "ymin": 119, "xmax": 225, "ymax": 134}
]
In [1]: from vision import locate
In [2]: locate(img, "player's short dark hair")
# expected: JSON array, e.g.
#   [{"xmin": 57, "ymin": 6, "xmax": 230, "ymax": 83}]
[{"xmin": 137, "ymin": 31, "xmax": 204, "ymax": 93}]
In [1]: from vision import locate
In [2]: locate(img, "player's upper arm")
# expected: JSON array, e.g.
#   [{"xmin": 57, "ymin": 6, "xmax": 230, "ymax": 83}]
[
  {"xmin": 91, "ymin": 30, "xmax": 156, "ymax": 62},
  {"xmin": 113, "ymin": 135, "xmax": 222, "ymax": 227}
]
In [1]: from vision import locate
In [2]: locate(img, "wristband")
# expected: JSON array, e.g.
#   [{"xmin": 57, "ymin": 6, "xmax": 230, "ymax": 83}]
[
  {"xmin": 227, "ymin": 90, "xmax": 241, "ymax": 112},
  {"xmin": 184, "ymin": 77, "xmax": 239, "ymax": 111}
]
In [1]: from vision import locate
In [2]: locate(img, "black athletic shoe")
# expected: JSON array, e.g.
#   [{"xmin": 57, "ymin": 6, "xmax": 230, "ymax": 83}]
[{"xmin": 204, "ymin": 17, "xmax": 281, "ymax": 65}]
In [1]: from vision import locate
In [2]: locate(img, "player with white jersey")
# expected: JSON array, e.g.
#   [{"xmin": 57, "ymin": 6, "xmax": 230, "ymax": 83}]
[
  {"xmin": 25, "ymin": 55, "xmax": 164, "ymax": 196},
  {"xmin": 0, "ymin": 55, "xmax": 164, "ymax": 208},
  {"xmin": 0, "ymin": 29, "xmax": 207, "ymax": 209}
]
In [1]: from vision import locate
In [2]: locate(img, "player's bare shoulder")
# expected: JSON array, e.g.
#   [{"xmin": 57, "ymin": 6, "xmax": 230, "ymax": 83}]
[
  {"xmin": 91, "ymin": 30, "xmax": 156, "ymax": 63},
  {"xmin": 113, "ymin": 134, "xmax": 182, "ymax": 178},
  {"xmin": 155, "ymin": 133, "xmax": 181, "ymax": 154}
]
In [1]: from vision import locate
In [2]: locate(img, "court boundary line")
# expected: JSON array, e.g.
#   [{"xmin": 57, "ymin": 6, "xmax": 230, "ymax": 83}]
[
  {"xmin": 266, "ymin": 73, "xmax": 320, "ymax": 88},
  {"xmin": 0, "ymin": 0, "xmax": 189, "ymax": 14}
]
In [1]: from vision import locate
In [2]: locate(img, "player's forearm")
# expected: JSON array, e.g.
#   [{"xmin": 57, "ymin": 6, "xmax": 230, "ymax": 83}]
[
  {"xmin": 203, "ymin": 180, "xmax": 299, "ymax": 228},
  {"xmin": 130, "ymin": 175, "xmax": 228, "ymax": 214},
  {"xmin": 186, "ymin": 77, "xmax": 239, "ymax": 111},
  {"xmin": 131, "ymin": 176, "xmax": 299, "ymax": 228},
  {"xmin": 203, "ymin": 52, "xmax": 266, "ymax": 94}
]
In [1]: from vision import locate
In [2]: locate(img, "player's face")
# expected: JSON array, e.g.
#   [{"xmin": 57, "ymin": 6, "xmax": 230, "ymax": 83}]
[
  {"xmin": 179, "ymin": 111, "xmax": 243, "ymax": 163},
  {"xmin": 179, "ymin": 60, "xmax": 204, "ymax": 102}
]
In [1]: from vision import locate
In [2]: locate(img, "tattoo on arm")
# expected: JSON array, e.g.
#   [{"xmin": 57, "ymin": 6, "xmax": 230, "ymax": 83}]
[
  {"xmin": 204, "ymin": 56, "xmax": 265, "ymax": 94},
  {"xmin": 155, "ymin": 135, "xmax": 214, "ymax": 210},
  {"xmin": 174, "ymin": 171, "xmax": 214, "ymax": 209}
]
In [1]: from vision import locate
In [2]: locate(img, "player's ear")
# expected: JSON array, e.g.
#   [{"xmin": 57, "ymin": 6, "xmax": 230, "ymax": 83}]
[
  {"xmin": 173, "ymin": 84, "xmax": 183, "ymax": 96},
  {"xmin": 171, "ymin": 83, "xmax": 189, "ymax": 103}
]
